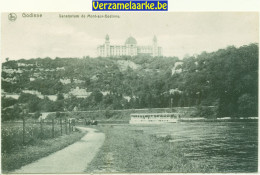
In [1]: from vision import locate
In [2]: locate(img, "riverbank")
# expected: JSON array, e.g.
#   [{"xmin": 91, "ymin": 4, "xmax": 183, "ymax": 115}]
[
  {"xmin": 85, "ymin": 125, "xmax": 217, "ymax": 173},
  {"xmin": 85, "ymin": 122, "xmax": 257, "ymax": 173},
  {"xmin": 2, "ymin": 129, "xmax": 86, "ymax": 173},
  {"xmin": 179, "ymin": 117, "xmax": 258, "ymax": 122}
]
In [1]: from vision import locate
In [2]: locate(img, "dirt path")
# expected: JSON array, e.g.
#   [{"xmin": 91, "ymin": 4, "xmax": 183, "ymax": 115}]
[{"xmin": 13, "ymin": 127, "xmax": 105, "ymax": 173}]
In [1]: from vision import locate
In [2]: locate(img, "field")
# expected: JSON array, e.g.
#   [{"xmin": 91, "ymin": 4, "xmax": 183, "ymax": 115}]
[
  {"xmin": 1, "ymin": 121, "xmax": 86, "ymax": 172},
  {"xmin": 2, "ymin": 119, "xmax": 77, "ymax": 153}
]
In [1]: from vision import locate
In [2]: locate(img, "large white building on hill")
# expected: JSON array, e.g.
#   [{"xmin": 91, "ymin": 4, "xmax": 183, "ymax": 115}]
[{"xmin": 97, "ymin": 35, "xmax": 163, "ymax": 57}]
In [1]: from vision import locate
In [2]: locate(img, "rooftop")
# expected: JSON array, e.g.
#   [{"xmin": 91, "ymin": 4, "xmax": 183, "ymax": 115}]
[{"xmin": 125, "ymin": 36, "xmax": 137, "ymax": 45}]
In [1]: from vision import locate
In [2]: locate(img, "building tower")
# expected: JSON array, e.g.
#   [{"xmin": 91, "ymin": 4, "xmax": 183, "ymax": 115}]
[
  {"xmin": 97, "ymin": 35, "xmax": 162, "ymax": 57},
  {"xmin": 125, "ymin": 36, "xmax": 137, "ymax": 56},
  {"xmin": 104, "ymin": 34, "xmax": 110, "ymax": 57},
  {"xmin": 152, "ymin": 35, "xmax": 158, "ymax": 57}
]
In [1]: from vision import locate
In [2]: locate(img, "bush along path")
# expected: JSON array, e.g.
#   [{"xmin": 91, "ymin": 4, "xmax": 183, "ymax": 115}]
[{"xmin": 12, "ymin": 127, "xmax": 105, "ymax": 174}]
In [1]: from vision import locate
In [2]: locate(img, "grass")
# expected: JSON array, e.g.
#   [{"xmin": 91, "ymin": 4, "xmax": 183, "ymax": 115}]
[
  {"xmin": 85, "ymin": 125, "xmax": 217, "ymax": 173},
  {"xmin": 2, "ymin": 121, "xmax": 65, "ymax": 154},
  {"xmin": 2, "ymin": 128, "xmax": 86, "ymax": 173}
]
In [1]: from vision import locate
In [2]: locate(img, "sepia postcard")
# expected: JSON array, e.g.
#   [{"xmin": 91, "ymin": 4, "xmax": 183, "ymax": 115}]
[{"xmin": 1, "ymin": 12, "xmax": 258, "ymax": 174}]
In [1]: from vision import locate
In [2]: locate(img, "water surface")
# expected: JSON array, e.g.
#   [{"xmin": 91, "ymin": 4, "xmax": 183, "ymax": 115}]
[{"xmin": 129, "ymin": 122, "xmax": 258, "ymax": 172}]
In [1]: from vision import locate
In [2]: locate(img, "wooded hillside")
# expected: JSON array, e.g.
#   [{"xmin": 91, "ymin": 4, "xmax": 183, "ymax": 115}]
[{"xmin": 2, "ymin": 43, "xmax": 258, "ymax": 120}]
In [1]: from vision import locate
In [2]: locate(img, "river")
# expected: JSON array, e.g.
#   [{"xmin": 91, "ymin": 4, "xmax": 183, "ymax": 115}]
[{"xmin": 130, "ymin": 121, "xmax": 258, "ymax": 172}]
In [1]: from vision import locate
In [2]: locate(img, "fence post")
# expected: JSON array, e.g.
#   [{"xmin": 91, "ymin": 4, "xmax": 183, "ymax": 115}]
[
  {"xmin": 60, "ymin": 117, "xmax": 62, "ymax": 136},
  {"xmin": 65, "ymin": 119, "xmax": 68, "ymax": 134},
  {"xmin": 69, "ymin": 120, "xmax": 71, "ymax": 134},
  {"xmin": 72, "ymin": 120, "xmax": 75, "ymax": 132},
  {"xmin": 40, "ymin": 119, "xmax": 43, "ymax": 138},
  {"xmin": 22, "ymin": 117, "xmax": 25, "ymax": 145},
  {"xmin": 52, "ymin": 119, "xmax": 54, "ymax": 138}
]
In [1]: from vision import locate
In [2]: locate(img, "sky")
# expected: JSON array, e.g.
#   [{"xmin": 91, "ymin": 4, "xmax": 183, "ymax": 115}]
[{"xmin": 1, "ymin": 12, "xmax": 258, "ymax": 61}]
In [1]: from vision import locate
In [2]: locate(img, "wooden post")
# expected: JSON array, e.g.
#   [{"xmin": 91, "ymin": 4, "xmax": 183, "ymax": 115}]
[
  {"xmin": 60, "ymin": 117, "xmax": 62, "ymax": 136},
  {"xmin": 65, "ymin": 119, "xmax": 68, "ymax": 134},
  {"xmin": 171, "ymin": 98, "xmax": 173, "ymax": 112},
  {"xmin": 69, "ymin": 120, "xmax": 71, "ymax": 133},
  {"xmin": 22, "ymin": 117, "xmax": 25, "ymax": 145},
  {"xmin": 72, "ymin": 120, "xmax": 75, "ymax": 131},
  {"xmin": 52, "ymin": 119, "xmax": 54, "ymax": 138},
  {"xmin": 40, "ymin": 119, "xmax": 43, "ymax": 138}
]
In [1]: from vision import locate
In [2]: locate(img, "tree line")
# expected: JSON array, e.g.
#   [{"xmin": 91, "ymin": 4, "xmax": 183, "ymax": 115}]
[{"xmin": 2, "ymin": 43, "xmax": 258, "ymax": 120}]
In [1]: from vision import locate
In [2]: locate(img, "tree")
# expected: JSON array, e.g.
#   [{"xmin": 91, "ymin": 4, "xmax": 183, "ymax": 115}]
[
  {"xmin": 57, "ymin": 93, "xmax": 64, "ymax": 100},
  {"xmin": 89, "ymin": 90, "xmax": 103, "ymax": 105},
  {"xmin": 18, "ymin": 93, "xmax": 41, "ymax": 112},
  {"xmin": 1, "ymin": 97, "xmax": 18, "ymax": 109},
  {"xmin": 237, "ymin": 94, "xmax": 257, "ymax": 117},
  {"xmin": 33, "ymin": 111, "xmax": 41, "ymax": 119},
  {"xmin": 2, "ymin": 104, "xmax": 22, "ymax": 121}
]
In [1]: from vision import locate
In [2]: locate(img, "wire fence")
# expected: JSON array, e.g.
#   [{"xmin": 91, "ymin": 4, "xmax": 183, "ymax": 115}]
[{"xmin": 2, "ymin": 118, "xmax": 78, "ymax": 154}]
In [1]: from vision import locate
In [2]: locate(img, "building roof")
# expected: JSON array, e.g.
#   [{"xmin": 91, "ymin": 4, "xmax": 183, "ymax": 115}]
[{"xmin": 125, "ymin": 36, "xmax": 137, "ymax": 45}]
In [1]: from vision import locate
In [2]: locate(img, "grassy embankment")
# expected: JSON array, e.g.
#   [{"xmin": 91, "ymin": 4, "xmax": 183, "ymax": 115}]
[
  {"xmin": 2, "ymin": 124, "xmax": 86, "ymax": 173},
  {"xmin": 85, "ymin": 125, "xmax": 217, "ymax": 173}
]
